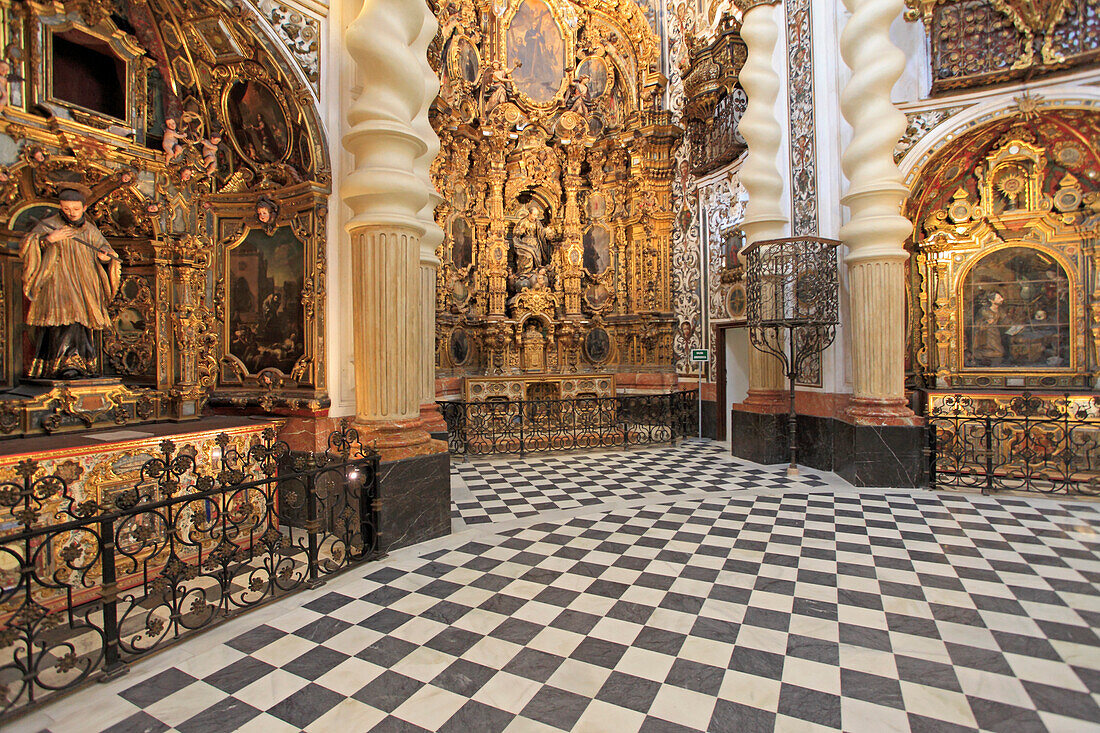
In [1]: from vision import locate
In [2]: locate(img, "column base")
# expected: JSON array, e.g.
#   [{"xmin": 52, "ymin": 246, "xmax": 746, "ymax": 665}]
[
  {"xmin": 353, "ymin": 417, "xmax": 447, "ymax": 462},
  {"xmin": 420, "ymin": 402, "xmax": 449, "ymax": 441},
  {"xmin": 740, "ymin": 389, "xmax": 788, "ymax": 414},
  {"xmin": 844, "ymin": 397, "xmax": 920, "ymax": 426}
]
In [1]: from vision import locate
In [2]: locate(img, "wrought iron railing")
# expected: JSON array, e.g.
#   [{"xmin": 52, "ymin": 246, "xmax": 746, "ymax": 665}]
[
  {"xmin": 0, "ymin": 422, "xmax": 380, "ymax": 719},
  {"xmin": 438, "ymin": 391, "xmax": 697, "ymax": 456},
  {"xmin": 927, "ymin": 392, "xmax": 1100, "ymax": 495}
]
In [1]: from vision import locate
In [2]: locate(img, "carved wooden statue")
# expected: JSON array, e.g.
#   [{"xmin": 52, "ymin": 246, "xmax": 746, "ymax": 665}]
[{"xmin": 20, "ymin": 184, "xmax": 121, "ymax": 379}]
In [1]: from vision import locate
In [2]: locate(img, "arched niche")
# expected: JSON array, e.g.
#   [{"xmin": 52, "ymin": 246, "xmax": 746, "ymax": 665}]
[{"xmin": 905, "ymin": 109, "xmax": 1099, "ymax": 390}]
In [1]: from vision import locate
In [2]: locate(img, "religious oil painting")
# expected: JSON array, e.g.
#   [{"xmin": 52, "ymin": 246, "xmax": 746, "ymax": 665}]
[
  {"xmin": 507, "ymin": 0, "xmax": 564, "ymax": 103},
  {"xmin": 583, "ymin": 224, "xmax": 610, "ymax": 274},
  {"xmin": 450, "ymin": 328, "xmax": 470, "ymax": 366},
  {"xmin": 723, "ymin": 226, "xmax": 745, "ymax": 271},
  {"xmin": 963, "ymin": 246, "xmax": 1071, "ymax": 370},
  {"xmin": 11, "ymin": 204, "xmax": 59, "ymax": 233},
  {"xmin": 577, "ymin": 56, "xmax": 608, "ymax": 99},
  {"xmin": 451, "ymin": 217, "xmax": 473, "ymax": 269},
  {"xmin": 225, "ymin": 80, "xmax": 290, "ymax": 164},
  {"xmin": 585, "ymin": 327, "xmax": 611, "ymax": 363},
  {"xmin": 451, "ymin": 37, "xmax": 480, "ymax": 84},
  {"xmin": 228, "ymin": 225, "xmax": 305, "ymax": 375}
]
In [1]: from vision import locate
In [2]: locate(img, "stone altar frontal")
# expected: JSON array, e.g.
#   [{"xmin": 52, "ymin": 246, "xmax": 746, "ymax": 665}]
[
  {"xmin": 0, "ymin": 416, "xmax": 280, "ymax": 612},
  {"xmin": 464, "ymin": 373, "xmax": 615, "ymax": 402}
]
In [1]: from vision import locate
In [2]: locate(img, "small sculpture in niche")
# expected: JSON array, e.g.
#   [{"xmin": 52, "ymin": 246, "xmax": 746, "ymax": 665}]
[
  {"xmin": 522, "ymin": 320, "xmax": 546, "ymax": 371},
  {"xmin": 583, "ymin": 225, "xmax": 610, "ymax": 273},
  {"xmin": 567, "ymin": 74, "xmax": 591, "ymax": 114},
  {"xmin": 451, "ymin": 217, "xmax": 473, "ymax": 269},
  {"xmin": 20, "ymin": 183, "xmax": 121, "ymax": 379},
  {"xmin": 482, "ymin": 60, "xmax": 520, "ymax": 114},
  {"xmin": 511, "ymin": 203, "xmax": 554, "ymax": 283}
]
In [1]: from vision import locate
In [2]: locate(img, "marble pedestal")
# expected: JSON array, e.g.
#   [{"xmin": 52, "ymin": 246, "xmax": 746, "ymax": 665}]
[{"xmin": 376, "ymin": 451, "xmax": 451, "ymax": 552}]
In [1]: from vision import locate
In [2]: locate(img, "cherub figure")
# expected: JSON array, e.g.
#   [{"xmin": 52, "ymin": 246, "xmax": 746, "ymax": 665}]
[
  {"xmin": 162, "ymin": 118, "xmax": 191, "ymax": 160},
  {"xmin": 200, "ymin": 133, "xmax": 222, "ymax": 175}
]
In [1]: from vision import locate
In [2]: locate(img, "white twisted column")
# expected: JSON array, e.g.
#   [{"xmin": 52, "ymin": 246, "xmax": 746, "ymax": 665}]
[
  {"xmin": 735, "ymin": 0, "xmax": 787, "ymax": 407},
  {"xmin": 839, "ymin": 0, "xmax": 916, "ymax": 423},
  {"xmin": 342, "ymin": 0, "xmax": 445, "ymax": 458},
  {"xmin": 411, "ymin": 11, "xmax": 447, "ymax": 434}
]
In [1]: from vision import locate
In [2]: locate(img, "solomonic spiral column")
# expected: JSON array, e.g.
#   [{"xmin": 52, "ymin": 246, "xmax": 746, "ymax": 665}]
[
  {"xmin": 839, "ymin": 0, "xmax": 917, "ymax": 423},
  {"xmin": 411, "ymin": 11, "xmax": 447, "ymax": 435},
  {"xmin": 343, "ymin": 0, "xmax": 445, "ymax": 458},
  {"xmin": 734, "ymin": 0, "xmax": 787, "ymax": 408}
]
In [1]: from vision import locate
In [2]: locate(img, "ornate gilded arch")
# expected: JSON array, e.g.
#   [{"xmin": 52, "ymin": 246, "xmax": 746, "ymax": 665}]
[{"xmin": 905, "ymin": 110, "xmax": 1100, "ymax": 390}]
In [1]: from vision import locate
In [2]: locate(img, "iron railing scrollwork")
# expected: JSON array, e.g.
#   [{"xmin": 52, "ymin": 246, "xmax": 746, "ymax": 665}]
[
  {"xmin": 438, "ymin": 391, "xmax": 698, "ymax": 456},
  {"xmin": 927, "ymin": 392, "xmax": 1100, "ymax": 495},
  {"xmin": 0, "ymin": 421, "xmax": 380, "ymax": 719}
]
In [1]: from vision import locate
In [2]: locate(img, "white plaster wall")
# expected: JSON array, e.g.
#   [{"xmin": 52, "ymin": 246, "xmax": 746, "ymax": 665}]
[
  {"xmin": 891, "ymin": 11, "xmax": 929, "ymax": 104},
  {"xmin": 324, "ymin": 0, "xmax": 360, "ymax": 417},
  {"xmin": 725, "ymin": 327, "xmax": 750, "ymax": 430},
  {"xmin": 772, "ymin": 2, "xmax": 793, "ymax": 233},
  {"xmin": 813, "ymin": 1, "xmax": 854, "ymax": 398}
]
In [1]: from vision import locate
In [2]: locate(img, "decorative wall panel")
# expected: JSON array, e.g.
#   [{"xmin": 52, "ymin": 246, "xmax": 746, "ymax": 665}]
[
  {"xmin": 785, "ymin": 0, "xmax": 817, "ymax": 237},
  {"xmin": 665, "ymin": 0, "xmax": 703, "ymax": 375}
]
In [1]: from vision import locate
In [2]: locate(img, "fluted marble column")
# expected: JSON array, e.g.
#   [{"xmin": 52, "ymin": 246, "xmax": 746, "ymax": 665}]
[
  {"xmin": 839, "ymin": 0, "xmax": 916, "ymax": 424},
  {"xmin": 343, "ymin": 0, "xmax": 445, "ymax": 458},
  {"xmin": 735, "ymin": 0, "xmax": 787, "ymax": 408}
]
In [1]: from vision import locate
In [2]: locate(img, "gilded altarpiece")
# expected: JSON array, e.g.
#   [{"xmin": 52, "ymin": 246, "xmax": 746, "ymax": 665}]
[
  {"xmin": 0, "ymin": 0, "xmax": 330, "ymax": 434},
  {"xmin": 431, "ymin": 0, "xmax": 681, "ymax": 392},
  {"xmin": 909, "ymin": 112, "xmax": 1100, "ymax": 390}
]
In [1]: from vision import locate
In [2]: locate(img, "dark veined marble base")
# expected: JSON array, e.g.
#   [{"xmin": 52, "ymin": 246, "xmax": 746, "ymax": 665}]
[
  {"xmin": 376, "ymin": 451, "xmax": 451, "ymax": 553},
  {"xmin": 700, "ymin": 399, "xmax": 718, "ymax": 440},
  {"xmin": 730, "ymin": 408, "xmax": 926, "ymax": 488}
]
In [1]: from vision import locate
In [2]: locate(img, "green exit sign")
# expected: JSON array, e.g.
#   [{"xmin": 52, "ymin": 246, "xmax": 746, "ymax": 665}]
[{"xmin": 691, "ymin": 349, "xmax": 709, "ymax": 362}]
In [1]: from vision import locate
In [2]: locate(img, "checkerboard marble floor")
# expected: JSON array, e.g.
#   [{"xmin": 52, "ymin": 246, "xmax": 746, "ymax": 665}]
[
  {"xmin": 10, "ymin": 442, "xmax": 1100, "ymax": 733},
  {"xmin": 451, "ymin": 440, "xmax": 829, "ymax": 526}
]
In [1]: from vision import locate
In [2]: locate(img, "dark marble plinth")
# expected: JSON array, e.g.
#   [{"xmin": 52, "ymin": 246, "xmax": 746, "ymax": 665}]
[
  {"xmin": 730, "ymin": 408, "xmax": 927, "ymax": 488},
  {"xmin": 833, "ymin": 420, "xmax": 926, "ymax": 488},
  {"xmin": 700, "ymin": 400, "xmax": 718, "ymax": 440},
  {"xmin": 429, "ymin": 430, "xmax": 449, "ymax": 442},
  {"xmin": 729, "ymin": 410, "xmax": 787, "ymax": 465},
  {"xmin": 376, "ymin": 451, "xmax": 451, "ymax": 553}
]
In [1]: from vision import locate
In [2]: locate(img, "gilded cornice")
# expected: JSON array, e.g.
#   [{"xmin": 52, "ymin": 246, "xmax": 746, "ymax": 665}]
[{"xmin": 732, "ymin": 0, "xmax": 781, "ymax": 11}]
